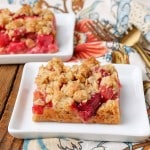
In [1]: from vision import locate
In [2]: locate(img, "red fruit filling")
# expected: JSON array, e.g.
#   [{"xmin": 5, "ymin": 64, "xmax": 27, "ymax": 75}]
[
  {"xmin": 12, "ymin": 29, "xmax": 26, "ymax": 42},
  {"xmin": 6, "ymin": 41, "xmax": 27, "ymax": 54},
  {"xmin": 72, "ymin": 86, "xmax": 119, "ymax": 121},
  {"xmin": 32, "ymin": 105, "xmax": 44, "ymax": 115},
  {"xmin": 37, "ymin": 34, "xmax": 58, "ymax": 53},
  {"xmin": 100, "ymin": 86, "xmax": 118, "ymax": 101},
  {"xmin": 0, "ymin": 32, "xmax": 10, "ymax": 47},
  {"xmin": 100, "ymin": 69, "xmax": 111, "ymax": 77},
  {"xmin": 73, "ymin": 93, "xmax": 101, "ymax": 121},
  {"xmin": 32, "ymin": 101, "xmax": 53, "ymax": 115},
  {"xmin": 34, "ymin": 90, "xmax": 45, "ymax": 100},
  {"xmin": 32, "ymin": 91, "xmax": 53, "ymax": 114},
  {"xmin": 0, "ymin": 32, "xmax": 58, "ymax": 54}
]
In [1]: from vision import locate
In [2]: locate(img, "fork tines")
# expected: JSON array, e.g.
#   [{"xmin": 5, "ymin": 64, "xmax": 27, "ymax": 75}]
[{"xmin": 86, "ymin": 20, "xmax": 117, "ymax": 41}]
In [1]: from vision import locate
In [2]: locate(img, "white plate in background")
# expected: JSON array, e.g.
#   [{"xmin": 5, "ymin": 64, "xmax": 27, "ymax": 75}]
[
  {"xmin": 0, "ymin": 5, "xmax": 75, "ymax": 64},
  {"xmin": 8, "ymin": 62, "xmax": 150, "ymax": 142}
]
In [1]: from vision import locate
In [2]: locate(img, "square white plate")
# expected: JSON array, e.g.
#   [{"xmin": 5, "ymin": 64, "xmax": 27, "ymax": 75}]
[
  {"xmin": 0, "ymin": 5, "xmax": 75, "ymax": 64},
  {"xmin": 8, "ymin": 62, "xmax": 150, "ymax": 142}
]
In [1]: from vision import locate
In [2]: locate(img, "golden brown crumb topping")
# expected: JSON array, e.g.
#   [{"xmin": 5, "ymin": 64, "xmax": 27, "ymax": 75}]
[
  {"xmin": 100, "ymin": 72, "xmax": 119, "ymax": 91},
  {"xmin": 35, "ymin": 57, "xmax": 120, "ymax": 108},
  {"xmin": 0, "ymin": 1, "xmax": 55, "ymax": 36}
]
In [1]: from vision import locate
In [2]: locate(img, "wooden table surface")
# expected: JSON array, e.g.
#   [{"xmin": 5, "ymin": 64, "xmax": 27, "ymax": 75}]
[{"xmin": 0, "ymin": 64, "xmax": 24, "ymax": 150}]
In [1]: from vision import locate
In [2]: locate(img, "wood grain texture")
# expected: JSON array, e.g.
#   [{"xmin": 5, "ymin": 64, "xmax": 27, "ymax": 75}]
[
  {"xmin": 0, "ymin": 65, "xmax": 18, "ymax": 118},
  {"xmin": 0, "ymin": 65, "xmax": 24, "ymax": 150}
]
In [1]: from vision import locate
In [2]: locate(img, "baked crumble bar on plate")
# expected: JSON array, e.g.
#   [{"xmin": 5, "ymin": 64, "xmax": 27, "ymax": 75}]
[
  {"xmin": 32, "ymin": 57, "xmax": 121, "ymax": 124},
  {"xmin": 8, "ymin": 59, "xmax": 149, "ymax": 141},
  {"xmin": 0, "ymin": 1, "xmax": 58, "ymax": 54}
]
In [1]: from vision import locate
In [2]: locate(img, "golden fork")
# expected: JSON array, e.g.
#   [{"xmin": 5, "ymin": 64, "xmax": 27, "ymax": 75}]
[
  {"xmin": 144, "ymin": 80, "xmax": 150, "ymax": 93},
  {"xmin": 86, "ymin": 21, "xmax": 150, "ymax": 67},
  {"xmin": 120, "ymin": 26, "xmax": 150, "ymax": 69}
]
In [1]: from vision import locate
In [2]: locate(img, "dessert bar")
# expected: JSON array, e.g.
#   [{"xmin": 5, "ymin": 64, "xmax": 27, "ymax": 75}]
[
  {"xmin": 0, "ymin": 1, "xmax": 58, "ymax": 54},
  {"xmin": 32, "ymin": 57, "xmax": 121, "ymax": 124}
]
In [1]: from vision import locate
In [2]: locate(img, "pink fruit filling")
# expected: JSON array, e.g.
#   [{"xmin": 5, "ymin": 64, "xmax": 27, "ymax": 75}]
[
  {"xmin": 72, "ymin": 85, "xmax": 119, "ymax": 121},
  {"xmin": 0, "ymin": 33, "xmax": 10, "ymax": 47},
  {"xmin": 100, "ymin": 69, "xmax": 111, "ymax": 77},
  {"xmin": 0, "ymin": 30, "xmax": 58, "ymax": 54},
  {"xmin": 32, "ymin": 91, "xmax": 53, "ymax": 114},
  {"xmin": 6, "ymin": 41, "xmax": 27, "ymax": 54},
  {"xmin": 72, "ymin": 93, "xmax": 102, "ymax": 121},
  {"xmin": 32, "ymin": 105, "xmax": 45, "ymax": 115}
]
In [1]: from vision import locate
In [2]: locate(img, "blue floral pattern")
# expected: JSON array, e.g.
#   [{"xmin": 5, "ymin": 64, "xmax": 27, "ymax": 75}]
[
  {"xmin": 8, "ymin": 0, "xmax": 15, "ymax": 4},
  {"xmin": 19, "ymin": 0, "xmax": 37, "ymax": 5},
  {"xmin": 115, "ymin": 0, "xmax": 131, "ymax": 35}
]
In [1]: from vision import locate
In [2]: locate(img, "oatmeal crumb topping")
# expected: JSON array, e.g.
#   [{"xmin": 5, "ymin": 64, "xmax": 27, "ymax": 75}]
[
  {"xmin": 35, "ymin": 57, "xmax": 120, "ymax": 106},
  {"xmin": 33, "ymin": 99, "xmax": 45, "ymax": 106},
  {"xmin": 0, "ymin": 1, "xmax": 55, "ymax": 35}
]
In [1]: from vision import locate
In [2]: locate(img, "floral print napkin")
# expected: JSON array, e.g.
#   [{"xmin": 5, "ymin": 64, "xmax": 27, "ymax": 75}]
[{"xmin": 1, "ymin": 0, "xmax": 149, "ymax": 149}]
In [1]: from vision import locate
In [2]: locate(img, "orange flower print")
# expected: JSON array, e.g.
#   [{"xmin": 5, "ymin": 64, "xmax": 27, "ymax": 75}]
[{"xmin": 73, "ymin": 19, "xmax": 107, "ymax": 59}]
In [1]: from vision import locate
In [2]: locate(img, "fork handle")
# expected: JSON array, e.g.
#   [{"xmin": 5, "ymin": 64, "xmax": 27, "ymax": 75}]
[
  {"xmin": 133, "ymin": 43, "xmax": 150, "ymax": 69},
  {"xmin": 143, "ymin": 81, "xmax": 150, "ymax": 93}
]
